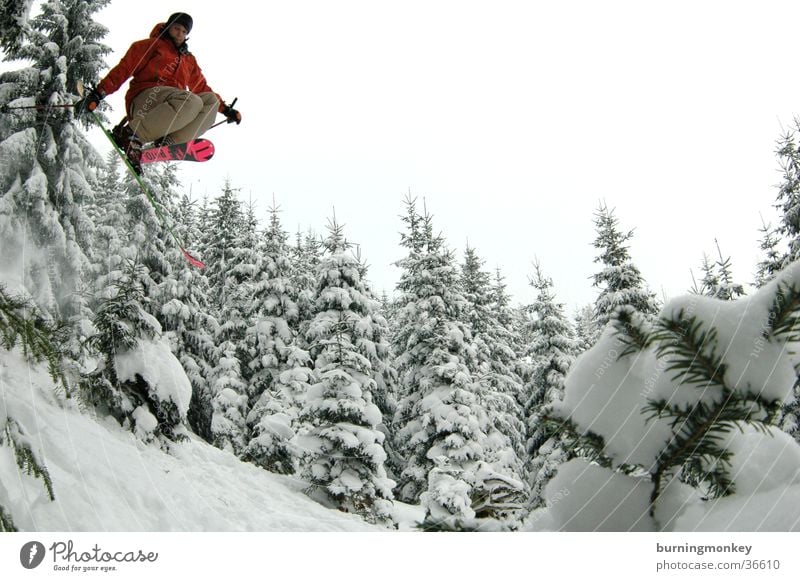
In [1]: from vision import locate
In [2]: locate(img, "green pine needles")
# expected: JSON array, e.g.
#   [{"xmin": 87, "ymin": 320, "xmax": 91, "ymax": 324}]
[
  {"xmin": 3, "ymin": 418, "xmax": 55, "ymax": 502},
  {"xmin": 764, "ymin": 280, "xmax": 800, "ymax": 342},
  {"xmin": 643, "ymin": 299, "xmax": 786, "ymax": 505},
  {"xmin": 0, "ymin": 284, "xmax": 70, "ymax": 394},
  {"xmin": 1, "ymin": 285, "xmax": 62, "ymax": 529},
  {"xmin": 1, "ymin": 418, "xmax": 56, "ymax": 532},
  {"xmin": 0, "ymin": 285, "xmax": 65, "ymax": 532},
  {"xmin": 555, "ymin": 279, "xmax": 800, "ymax": 517}
]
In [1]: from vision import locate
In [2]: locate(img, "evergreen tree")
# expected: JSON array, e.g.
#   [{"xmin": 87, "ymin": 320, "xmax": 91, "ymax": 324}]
[
  {"xmin": 80, "ymin": 261, "xmax": 190, "ymax": 445},
  {"xmin": 573, "ymin": 303, "xmax": 600, "ymax": 353},
  {"xmin": 523, "ymin": 260, "xmax": 579, "ymax": 509},
  {"xmin": 775, "ymin": 119, "xmax": 800, "ymax": 268},
  {"xmin": 208, "ymin": 342, "xmax": 249, "ymax": 454},
  {"xmin": 244, "ymin": 202, "xmax": 308, "ymax": 474},
  {"xmin": 392, "ymin": 197, "xmax": 492, "ymax": 526},
  {"xmin": 0, "ymin": 0, "xmax": 34, "ymax": 52},
  {"xmin": 202, "ymin": 180, "xmax": 245, "ymax": 313},
  {"xmin": 124, "ymin": 165, "xmax": 201, "ymax": 334},
  {"xmin": 298, "ymin": 217, "xmax": 394, "ymax": 524},
  {"xmin": 200, "ymin": 182, "xmax": 258, "ymax": 455},
  {"xmin": 460, "ymin": 247, "xmax": 525, "ymax": 503},
  {"xmin": 754, "ymin": 216, "xmax": 784, "ymax": 288},
  {"xmin": 490, "ymin": 267, "xmax": 526, "ymax": 362},
  {"xmin": 0, "ymin": 0, "xmax": 110, "ymax": 318},
  {"xmin": 691, "ymin": 241, "xmax": 745, "ymax": 300},
  {"xmin": 291, "ymin": 228, "xmax": 322, "ymax": 349},
  {"xmin": 353, "ymin": 247, "xmax": 399, "ymax": 441},
  {"xmin": 162, "ymin": 193, "xmax": 217, "ymax": 443},
  {"xmin": 90, "ymin": 153, "xmax": 129, "ymax": 278},
  {"xmin": 767, "ymin": 123, "xmax": 800, "ymax": 445},
  {"xmin": 591, "ymin": 202, "xmax": 660, "ymax": 330}
]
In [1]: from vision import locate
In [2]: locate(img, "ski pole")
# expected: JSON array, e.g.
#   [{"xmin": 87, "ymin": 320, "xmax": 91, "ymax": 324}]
[
  {"xmin": 208, "ymin": 97, "xmax": 239, "ymax": 131},
  {"xmin": 1, "ymin": 103, "xmax": 76, "ymax": 113}
]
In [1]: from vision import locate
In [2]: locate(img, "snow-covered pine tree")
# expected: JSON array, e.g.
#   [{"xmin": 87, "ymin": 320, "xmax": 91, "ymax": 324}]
[
  {"xmin": 80, "ymin": 261, "xmax": 191, "ymax": 446},
  {"xmin": 74, "ymin": 152, "xmax": 130, "ymax": 376},
  {"xmin": 591, "ymin": 202, "xmax": 660, "ymax": 330},
  {"xmin": 0, "ymin": 0, "xmax": 33, "ymax": 52},
  {"xmin": 243, "ymin": 202, "xmax": 308, "ymax": 474},
  {"xmin": 490, "ymin": 267, "xmax": 527, "ymax": 368},
  {"xmin": 204, "ymin": 184, "xmax": 257, "ymax": 456},
  {"xmin": 775, "ymin": 119, "xmax": 800, "ymax": 268},
  {"xmin": 123, "ymin": 164, "xmax": 189, "ymax": 323},
  {"xmin": 162, "ymin": 192, "xmax": 217, "ymax": 443},
  {"xmin": 352, "ymin": 246, "xmax": 399, "ymax": 463},
  {"xmin": 298, "ymin": 216, "xmax": 394, "ymax": 524},
  {"xmin": 85, "ymin": 150, "xmax": 120, "ymax": 228},
  {"xmin": 754, "ymin": 216, "xmax": 784, "ymax": 288},
  {"xmin": 0, "ymin": 0, "xmax": 110, "ymax": 319},
  {"xmin": 291, "ymin": 228, "xmax": 322, "ymax": 348},
  {"xmin": 573, "ymin": 303, "xmax": 600, "ymax": 353},
  {"xmin": 523, "ymin": 260, "xmax": 579, "ymax": 509},
  {"xmin": 690, "ymin": 240, "xmax": 745, "ymax": 300},
  {"xmin": 391, "ymin": 197, "xmax": 492, "ymax": 528},
  {"xmin": 202, "ymin": 180, "xmax": 245, "ymax": 314},
  {"xmin": 767, "ymin": 123, "xmax": 800, "ymax": 445},
  {"xmin": 459, "ymin": 246, "xmax": 525, "ymax": 514}
]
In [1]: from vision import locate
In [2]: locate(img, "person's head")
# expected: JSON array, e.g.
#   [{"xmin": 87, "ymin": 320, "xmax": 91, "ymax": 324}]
[{"xmin": 165, "ymin": 12, "xmax": 192, "ymax": 45}]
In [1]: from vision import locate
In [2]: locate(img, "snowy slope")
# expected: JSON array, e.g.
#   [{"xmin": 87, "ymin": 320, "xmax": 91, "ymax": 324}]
[{"xmin": 0, "ymin": 349, "xmax": 389, "ymax": 532}]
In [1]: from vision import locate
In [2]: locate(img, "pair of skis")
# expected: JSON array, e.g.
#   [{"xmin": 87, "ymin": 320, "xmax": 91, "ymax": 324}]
[{"xmin": 77, "ymin": 81, "xmax": 209, "ymax": 268}]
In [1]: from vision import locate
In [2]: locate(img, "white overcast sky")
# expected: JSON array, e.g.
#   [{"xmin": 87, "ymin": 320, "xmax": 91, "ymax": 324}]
[{"xmin": 84, "ymin": 1, "xmax": 800, "ymax": 310}]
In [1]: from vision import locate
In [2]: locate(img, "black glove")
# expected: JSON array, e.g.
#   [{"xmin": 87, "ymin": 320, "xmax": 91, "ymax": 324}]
[
  {"xmin": 80, "ymin": 88, "xmax": 104, "ymax": 115},
  {"xmin": 222, "ymin": 102, "xmax": 241, "ymax": 124}
]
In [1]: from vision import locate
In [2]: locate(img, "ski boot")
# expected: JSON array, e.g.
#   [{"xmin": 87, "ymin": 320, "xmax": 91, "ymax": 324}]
[
  {"xmin": 111, "ymin": 121, "xmax": 144, "ymax": 175},
  {"xmin": 152, "ymin": 134, "xmax": 175, "ymax": 148}
]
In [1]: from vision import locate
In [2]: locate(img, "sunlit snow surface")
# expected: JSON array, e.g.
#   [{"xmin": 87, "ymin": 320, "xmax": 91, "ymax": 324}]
[{"xmin": 0, "ymin": 349, "xmax": 398, "ymax": 531}]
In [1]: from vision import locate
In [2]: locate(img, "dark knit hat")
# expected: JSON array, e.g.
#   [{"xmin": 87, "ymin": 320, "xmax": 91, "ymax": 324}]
[{"xmin": 166, "ymin": 12, "xmax": 193, "ymax": 34}]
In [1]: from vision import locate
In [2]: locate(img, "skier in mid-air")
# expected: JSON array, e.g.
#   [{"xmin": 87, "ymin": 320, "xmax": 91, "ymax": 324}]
[{"xmin": 82, "ymin": 12, "xmax": 241, "ymax": 173}]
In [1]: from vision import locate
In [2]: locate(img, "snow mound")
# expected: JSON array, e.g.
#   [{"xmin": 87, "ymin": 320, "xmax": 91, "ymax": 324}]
[
  {"xmin": 115, "ymin": 337, "xmax": 192, "ymax": 417},
  {"xmin": 0, "ymin": 349, "xmax": 379, "ymax": 531}
]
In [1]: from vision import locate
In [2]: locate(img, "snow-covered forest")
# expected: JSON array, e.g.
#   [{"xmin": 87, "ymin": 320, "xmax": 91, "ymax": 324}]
[{"xmin": 3, "ymin": 0, "xmax": 800, "ymax": 532}]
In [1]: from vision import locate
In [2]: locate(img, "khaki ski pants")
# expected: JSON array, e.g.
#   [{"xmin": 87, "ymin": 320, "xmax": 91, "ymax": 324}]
[{"xmin": 129, "ymin": 87, "xmax": 219, "ymax": 143}]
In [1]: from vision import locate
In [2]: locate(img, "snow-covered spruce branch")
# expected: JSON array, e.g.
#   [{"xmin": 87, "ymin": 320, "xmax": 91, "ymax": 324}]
[
  {"xmin": 544, "ymin": 277, "xmax": 800, "ymax": 523},
  {"xmin": 644, "ymin": 390, "xmax": 781, "ymax": 508},
  {"xmin": 649, "ymin": 310, "xmax": 728, "ymax": 389},
  {"xmin": 764, "ymin": 280, "xmax": 800, "ymax": 342},
  {"xmin": 0, "ymin": 504, "xmax": 15, "ymax": 532},
  {"xmin": 2, "ymin": 419, "xmax": 55, "ymax": 502},
  {"xmin": 0, "ymin": 285, "xmax": 70, "ymax": 395},
  {"xmin": 634, "ymin": 306, "xmax": 786, "ymax": 513},
  {"xmin": 610, "ymin": 306, "xmax": 654, "ymax": 358},
  {"xmin": 1, "ymin": 417, "xmax": 55, "ymax": 531},
  {"xmin": 538, "ymin": 414, "xmax": 613, "ymax": 469}
]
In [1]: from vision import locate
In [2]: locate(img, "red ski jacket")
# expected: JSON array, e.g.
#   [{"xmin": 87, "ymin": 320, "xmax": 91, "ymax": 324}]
[{"xmin": 97, "ymin": 23, "xmax": 225, "ymax": 116}]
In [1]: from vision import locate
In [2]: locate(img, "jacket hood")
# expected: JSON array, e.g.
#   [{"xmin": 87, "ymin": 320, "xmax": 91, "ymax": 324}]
[{"xmin": 150, "ymin": 23, "xmax": 166, "ymax": 38}]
